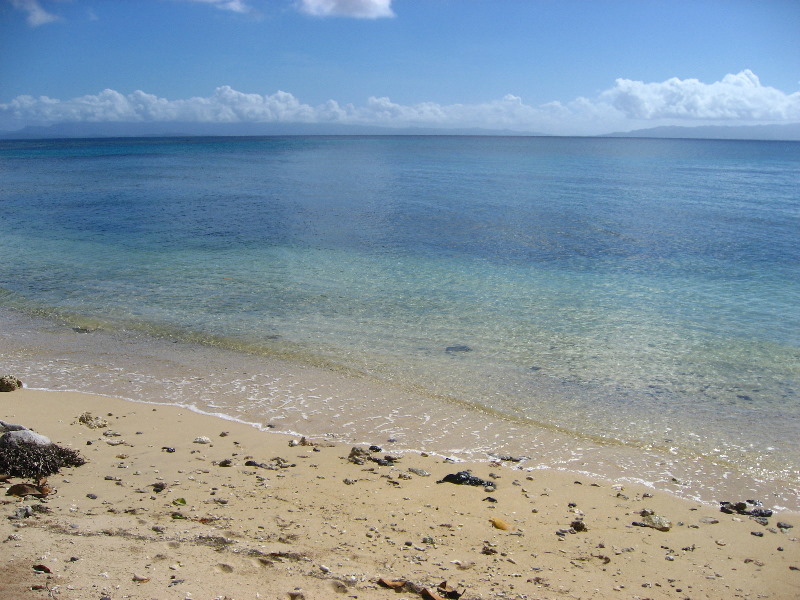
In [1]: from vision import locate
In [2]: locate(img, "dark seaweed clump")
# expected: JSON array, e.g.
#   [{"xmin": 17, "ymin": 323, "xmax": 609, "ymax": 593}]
[{"xmin": 0, "ymin": 444, "xmax": 86, "ymax": 480}]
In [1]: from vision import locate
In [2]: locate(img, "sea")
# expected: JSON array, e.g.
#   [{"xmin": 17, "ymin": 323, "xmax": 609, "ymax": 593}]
[{"xmin": 1, "ymin": 135, "xmax": 798, "ymax": 509}]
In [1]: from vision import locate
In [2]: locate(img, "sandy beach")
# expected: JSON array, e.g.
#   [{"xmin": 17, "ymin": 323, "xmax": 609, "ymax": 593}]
[{"xmin": 1, "ymin": 386, "xmax": 797, "ymax": 600}]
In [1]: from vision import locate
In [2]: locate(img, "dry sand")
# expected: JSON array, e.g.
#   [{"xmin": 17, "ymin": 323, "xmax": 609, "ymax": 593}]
[{"xmin": 1, "ymin": 388, "xmax": 798, "ymax": 600}]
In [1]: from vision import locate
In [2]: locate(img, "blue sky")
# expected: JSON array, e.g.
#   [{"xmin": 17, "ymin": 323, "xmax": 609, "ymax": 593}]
[{"xmin": 1, "ymin": 0, "xmax": 799, "ymax": 135}]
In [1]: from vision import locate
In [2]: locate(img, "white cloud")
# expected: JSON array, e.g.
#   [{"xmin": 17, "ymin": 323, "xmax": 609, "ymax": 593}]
[
  {"xmin": 604, "ymin": 69, "xmax": 800, "ymax": 121},
  {"xmin": 10, "ymin": 0, "xmax": 60, "ymax": 26},
  {"xmin": 297, "ymin": 0, "xmax": 394, "ymax": 19},
  {"xmin": 2, "ymin": 72, "xmax": 798, "ymax": 135},
  {"xmin": 176, "ymin": 0, "xmax": 252, "ymax": 13}
]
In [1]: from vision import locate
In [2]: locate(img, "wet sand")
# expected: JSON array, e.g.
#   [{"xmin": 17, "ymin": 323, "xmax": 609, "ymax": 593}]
[{"xmin": 1, "ymin": 388, "xmax": 798, "ymax": 599}]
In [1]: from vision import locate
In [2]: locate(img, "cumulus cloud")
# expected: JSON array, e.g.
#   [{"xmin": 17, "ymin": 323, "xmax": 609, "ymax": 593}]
[
  {"xmin": 2, "ymin": 72, "xmax": 798, "ymax": 135},
  {"xmin": 10, "ymin": 0, "xmax": 60, "ymax": 26},
  {"xmin": 297, "ymin": 0, "xmax": 394, "ymax": 19},
  {"xmin": 604, "ymin": 69, "xmax": 800, "ymax": 121}
]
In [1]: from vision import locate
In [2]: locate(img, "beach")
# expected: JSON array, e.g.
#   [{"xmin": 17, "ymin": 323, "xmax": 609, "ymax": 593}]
[{"xmin": 2, "ymin": 386, "xmax": 798, "ymax": 600}]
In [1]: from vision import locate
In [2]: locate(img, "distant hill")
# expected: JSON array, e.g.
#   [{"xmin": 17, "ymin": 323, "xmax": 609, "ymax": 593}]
[
  {"xmin": 0, "ymin": 121, "xmax": 537, "ymax": 140},
  {"xmin": 604, "ymin": 123, "xmax": 800, "ymax": 141}
]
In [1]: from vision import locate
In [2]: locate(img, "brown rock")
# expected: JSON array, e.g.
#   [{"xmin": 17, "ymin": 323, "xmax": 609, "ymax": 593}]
[{"xmin": 0, "ymin": 376, "xmax": 22, "ymax": 392}]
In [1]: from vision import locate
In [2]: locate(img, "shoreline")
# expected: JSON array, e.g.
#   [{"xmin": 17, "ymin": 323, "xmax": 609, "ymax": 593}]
[
  {"xmin": 1, "ymin": 305, "xmax": 798, "ymax": 512},
  {"xmin": 1, "ymin": 387, "xmax": 799, "ymax": 599}
]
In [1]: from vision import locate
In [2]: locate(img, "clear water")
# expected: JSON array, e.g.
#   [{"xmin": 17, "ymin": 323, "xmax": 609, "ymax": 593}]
[{"xmin": 1, "ymin": 136, "xmax": 798, "ymax": 507}]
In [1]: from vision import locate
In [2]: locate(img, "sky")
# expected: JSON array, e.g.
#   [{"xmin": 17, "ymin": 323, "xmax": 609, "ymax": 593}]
[{"xmin": 1, "ymin": 0, "xmax": 799, "ymax": 135}]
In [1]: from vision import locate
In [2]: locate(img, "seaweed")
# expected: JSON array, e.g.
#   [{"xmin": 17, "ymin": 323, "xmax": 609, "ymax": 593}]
[{"xmin": 0, "ymin": 443, "xmax": 86, "ymax": 480}]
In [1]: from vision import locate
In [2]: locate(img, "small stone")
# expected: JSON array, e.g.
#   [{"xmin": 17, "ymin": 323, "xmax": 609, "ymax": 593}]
[
  {"xmin": 193, "ymin": 436, "xmax": 212, "ymax": 444},
  {"xmin": 777, "ymin": 522, "xmax": 794, "ymax": 530},
  {"xmin": 635, "ymin": 510, "xmax": 672, "ymax": 531},
  {"xmin": 751, "ymin": 531, "xmax": 764, "ymax": 537}
]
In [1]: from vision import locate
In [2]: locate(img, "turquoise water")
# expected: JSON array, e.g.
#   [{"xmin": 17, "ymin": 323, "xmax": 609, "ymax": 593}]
[{"xmin": 1, "ymin": 136, "xmax": 798, "ymax": 505}]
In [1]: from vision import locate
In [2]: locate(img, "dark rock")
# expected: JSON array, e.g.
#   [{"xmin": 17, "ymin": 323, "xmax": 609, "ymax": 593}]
[
  {"xmin": 369, "ymin": 445, "xmax": 382, "ymax": 453},
  {"xmin": 751, "ymin": 531, "xmax": 764, "ymax": 537},
  {"xmin": 217, "ymin": 459, "xmax": 233, "ymax": 467},
  {"xmin": 437, "ymin": 471, "xmax": 490, "ymax": 487},
  {"xmin": 571, "ymin": 520, "xmax": 588, "ymax": 532},
  {"xmin": 348, "ymin": 447, "xmax": 370, "ymax": 465},
  {"xmin": 777, "ymin": 521, "xmax": 793, "ymax": 530},
  {"xmin": 483, "ymin": 496, "xmax": 498, "ymax": 503},
  {"xmin": 721, "ymin": 500, "xmax": 772, "ymax": 517},
  {"xmin": 445, "ymin": 345, "xmax": 472, "ymax": 353}
]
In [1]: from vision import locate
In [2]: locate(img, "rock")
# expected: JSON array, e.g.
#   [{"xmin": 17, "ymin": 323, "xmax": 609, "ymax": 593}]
[
  {"xmin": 634, "ymin": 509, "xmax": 672, "ymax": 531},
  {"xmin": 571, "ymin": 520, "xmax": 588, "ymax": 532},
  {"xmin": 0, "ymin": 375, "xmax": 22, "ymax": 392},
  {"xmin": 0, "ymin": 420, "xmax": 27, "ymax": 433},
  {"xmin": 0, "ymin": 430, "xmax": 51, "ymax": 448},
  {"xmin": 777, "ymin": 521, "xmax": 794, "ymax": 530},
  {"xmin": 437, "ymin": 471, "xmax": 491, "ymax": 487},
  {"xmin": 445, "ymin": 345, "xmax": 472, "ymax": 353},
  {"xmin": 348, "ymin": 447, "xmax": 370, "ymax": 464},
  {"xmin": 408, "ymin": 467, "xmax": 430, "ymax": 477},
  {"xmin": 77, "ymin": 412, "xmax": 109, "ymax": 429},
  {"xmin": 193, "ymin": 436, "xmax": 212, "ymax": 444}
]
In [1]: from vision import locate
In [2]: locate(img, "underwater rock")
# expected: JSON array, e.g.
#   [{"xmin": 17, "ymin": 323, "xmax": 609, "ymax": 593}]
[{"xmin": 445, "ymin": 345, "xmax": 472, "ymax": 353}]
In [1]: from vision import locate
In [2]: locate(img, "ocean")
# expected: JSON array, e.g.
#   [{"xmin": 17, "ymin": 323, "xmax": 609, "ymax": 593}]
[{"xmin": 1, "ymin": 135, "xmax": 798, "ymax": 508}]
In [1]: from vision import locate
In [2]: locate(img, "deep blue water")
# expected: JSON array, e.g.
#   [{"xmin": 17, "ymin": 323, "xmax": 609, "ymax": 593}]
[{"xmin": 1, "ymin": 135, "xmax": 798, "ymax": 494}]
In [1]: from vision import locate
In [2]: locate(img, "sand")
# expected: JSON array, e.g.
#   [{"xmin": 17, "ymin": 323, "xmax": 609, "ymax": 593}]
[{"xmin": 1, "ymin": 388, "xmax": 798, "ymax": 600}]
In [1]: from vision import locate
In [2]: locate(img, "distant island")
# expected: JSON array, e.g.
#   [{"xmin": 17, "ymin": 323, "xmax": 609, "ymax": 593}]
[
  {"xmin": 1, "ymin": 120, "xmax": 799, "ymax": 141},
  {"xmin": 602, "ymin": 122, "xmax": 800, "ymax": 141}
]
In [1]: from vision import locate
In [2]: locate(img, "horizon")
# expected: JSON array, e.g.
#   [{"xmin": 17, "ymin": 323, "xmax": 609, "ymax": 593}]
[{"xmin": 2, "ymin": 1, "xmax": 799, "ymax": 137}]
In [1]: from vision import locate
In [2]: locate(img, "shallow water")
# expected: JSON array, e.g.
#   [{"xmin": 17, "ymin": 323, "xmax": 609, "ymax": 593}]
[{"xmin": 1, "ymin": 135, "xmax": 798, "ymax": 508}]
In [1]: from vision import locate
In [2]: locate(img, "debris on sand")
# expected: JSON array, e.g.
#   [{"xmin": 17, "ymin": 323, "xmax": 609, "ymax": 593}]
[{"xmin": 0, "ymin": 426, "xmax": 85, "ymax": 480}]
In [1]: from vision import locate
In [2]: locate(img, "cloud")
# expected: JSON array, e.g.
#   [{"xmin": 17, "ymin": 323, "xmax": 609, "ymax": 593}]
[
  {"xmin": 604, "ymin": 69, "xmax": 800, "ymax": 121},
  {"xmin": 297, "ymin": 0, "xmax": 394, "ymax": 19},
  {"xmin": 2, "ymin": 72, "xmax": 798, "ymax": 135},
  {"xmin": 9, "ymin": 0, "xmax": 60, "ymax": 26},
  {"xmin": 176, "ymin": 0, "xmax": 252, "ymax": 13}
]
